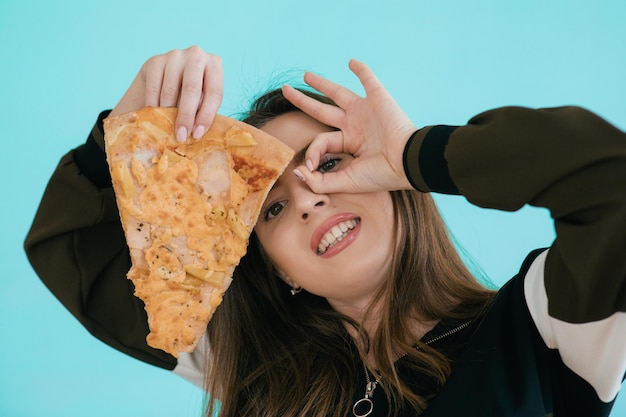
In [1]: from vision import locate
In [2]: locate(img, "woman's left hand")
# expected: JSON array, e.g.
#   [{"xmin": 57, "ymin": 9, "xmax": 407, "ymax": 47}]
[{"xmin": 282, "ymin": 60, "xmax": 417, "ymax": 194}]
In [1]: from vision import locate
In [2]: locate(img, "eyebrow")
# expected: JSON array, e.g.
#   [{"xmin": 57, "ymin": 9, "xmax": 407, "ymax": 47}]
[
  {"xmin": 268, "ymin": 143, "xmax": 311, "ymax": 191},
  {"xmin": 292, "ymin": 143, "xmax": 311, "ymax": 167}
]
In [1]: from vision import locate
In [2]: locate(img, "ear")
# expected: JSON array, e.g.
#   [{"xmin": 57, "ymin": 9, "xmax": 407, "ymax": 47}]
[{"xmin": 273, "ymin": 266, "xmax": 302, "ymax": 289}]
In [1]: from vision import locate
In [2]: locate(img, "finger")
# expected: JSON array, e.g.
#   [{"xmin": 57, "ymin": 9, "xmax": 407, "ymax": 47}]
[
  {"xmin": 143, "ymin": 56, "xmax": 166, "ymax": 107},
  {"xmin": 302, "ymin": 71, "xmax": 360, "ymax": 110},
  {"xmin": 293, "ymin": 130, "xmax": 363, "ymax": 194},
  {"xmin": 175, "ymin": 61, "xmax": 206, "ymax": 141},
  {"xmin": 348, "ymin": 59, "xmax": 384, "ymax": 97},
  {"xmin": 192, "ymin": 56, "xmax": 224, "ymax": 139},
  {"xmin": 282, "ymin": 84, "xmax": 345, "ymax": 128},
  {"xmin": 292, "ymin": 164, "xmax": 359, "ymax": 195},
  {"xmin": 159, "ymin": 52, "xmax": 184, "ymax": 108},
  {"xmin": 302, "ymin": 130, "xmax": 346, "ymax": 173}
]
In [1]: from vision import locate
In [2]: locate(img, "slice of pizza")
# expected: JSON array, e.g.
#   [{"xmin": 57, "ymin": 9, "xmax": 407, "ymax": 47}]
[{"xmin": 103, "ymin": 107, "xmax": 294, "ymax": 357}]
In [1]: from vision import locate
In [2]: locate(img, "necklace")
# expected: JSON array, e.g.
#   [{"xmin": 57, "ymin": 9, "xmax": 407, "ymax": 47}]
[{"xmin": 351, "ymin": 320, "xmax": 472, "ymax": 417}]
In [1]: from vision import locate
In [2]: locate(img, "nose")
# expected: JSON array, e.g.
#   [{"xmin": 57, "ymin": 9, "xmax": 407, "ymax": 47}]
[{"xmin": 294, "ymin": 186, "xmax": 329, "ymax": 221}]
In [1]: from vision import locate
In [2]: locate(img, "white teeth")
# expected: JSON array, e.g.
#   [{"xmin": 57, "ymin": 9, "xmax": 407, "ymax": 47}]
[{"xmin": 317, "ymin": 219, "xmax": 360, "ymax": 254}]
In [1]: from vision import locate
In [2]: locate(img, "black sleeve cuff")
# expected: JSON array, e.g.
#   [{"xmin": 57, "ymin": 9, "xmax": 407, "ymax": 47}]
[
  {"xmin": 403, "ymin": 125, "xmax": 460, "ymax": 194},
  {"xmin": 73, "ymin": 110, "xmax": 112, "ymax": 188}
]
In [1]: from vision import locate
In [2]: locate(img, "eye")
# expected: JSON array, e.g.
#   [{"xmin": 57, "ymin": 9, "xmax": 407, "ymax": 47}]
[
  {"xmin": 317, "ymin": 155, "xmax": 343, "ymax": 173},
  {"xmin": 264, "ymin": 201, "xmax": 286, "ymax": 221}
]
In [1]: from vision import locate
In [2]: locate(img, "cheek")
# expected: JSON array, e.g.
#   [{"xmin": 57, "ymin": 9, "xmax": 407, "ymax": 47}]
[
  {"xmin": 366, "ymin": 193, "xmax": 397, "ymax": 253},
  {"xmin": 367, "ymin": 192, "xmax": 395, "ymax": 228},
  {"xmin": 254, "ymin": 224, "xmax": 294, "ymax": 274}
]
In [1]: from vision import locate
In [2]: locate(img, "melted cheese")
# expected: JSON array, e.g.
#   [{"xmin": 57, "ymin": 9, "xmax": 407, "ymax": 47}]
[{"xmin": 104, "ymin": 108, "xmax": 294, "ymax": 357}]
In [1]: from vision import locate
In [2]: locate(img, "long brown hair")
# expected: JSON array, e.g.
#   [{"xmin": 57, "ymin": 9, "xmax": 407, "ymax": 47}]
[{"xmin": 204, "ymin": 89, "xmax": 495, "ymax": 416}]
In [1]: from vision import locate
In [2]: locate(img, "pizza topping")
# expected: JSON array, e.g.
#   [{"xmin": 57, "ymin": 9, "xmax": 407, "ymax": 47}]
[
  {"xmin": 126, "ymin": 216, "xmax": 152, "ymax": 249},
  {"xmin": 233, "ymin": 156, "xmax": 279, "ymax": 192},
  {"xmin": 225, "ymin": 128, "xmax": 257, "ymax": 147},
  {"xmin": 111, "ymin": 160, "xmax": 136, "ymax": 198},
  {"xmin": 194, "ymin": 149, "xmax": 232, "ymax": 205},
  {"xmin": 185, "ymin": 265, "xmax": 226, "ymax": 287}
]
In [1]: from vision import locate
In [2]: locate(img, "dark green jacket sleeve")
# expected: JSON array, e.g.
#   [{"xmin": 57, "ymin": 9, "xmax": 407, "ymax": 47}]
[
  {"xmin": 404, "ymin": 106, "xmax": 626, "ymax": 324},
  {"xmin": 24, "ymin": 111, "xmax": 177, "ymax": 370}
]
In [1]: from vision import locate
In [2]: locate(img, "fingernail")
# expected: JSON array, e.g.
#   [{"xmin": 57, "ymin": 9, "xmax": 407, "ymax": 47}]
[
  {"xmin": 176, "ymin": 126, "xmax": 188, "ymax": 142},
  {"xmin": 306, "ymin": 159, "xmax": 314, "ymax": 171},
  {"xmin": 293, "ymin": 169, "xmax": 306, "ymax": 181},
  {"xmin": 192, "ymin": 125, "xmax": 205, "ymax": 140}
]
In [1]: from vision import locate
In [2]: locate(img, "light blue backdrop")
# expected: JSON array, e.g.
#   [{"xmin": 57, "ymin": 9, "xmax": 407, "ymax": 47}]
[{"xmin": 1, "ymin": 0, "xmax": 624, "ymax": 416}]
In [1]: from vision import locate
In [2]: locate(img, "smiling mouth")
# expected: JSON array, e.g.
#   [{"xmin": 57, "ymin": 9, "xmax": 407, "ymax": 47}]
[{"xmin": 316, "ymin": 218, "xmax": 361, "ymax": 255}]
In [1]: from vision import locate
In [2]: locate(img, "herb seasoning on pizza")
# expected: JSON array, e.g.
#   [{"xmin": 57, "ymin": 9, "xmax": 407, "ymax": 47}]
[{"xmin": 103, "ymin": 107, "xmax": 294, "ymax": 357}]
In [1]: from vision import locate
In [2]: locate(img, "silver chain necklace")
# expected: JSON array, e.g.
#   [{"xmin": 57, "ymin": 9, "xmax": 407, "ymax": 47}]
[{"xmin": 352, "ymin": 321, "xmax": 472, "ymax": 417}]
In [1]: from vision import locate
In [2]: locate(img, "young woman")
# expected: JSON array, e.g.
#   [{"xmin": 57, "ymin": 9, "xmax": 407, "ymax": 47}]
[{"xmin": 25, "ymin": 46, "xmax": 626, "ymax": 417}]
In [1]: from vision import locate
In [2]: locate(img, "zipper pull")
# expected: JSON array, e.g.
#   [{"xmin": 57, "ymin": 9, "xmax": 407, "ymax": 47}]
[
  {"xmin": 353, "ymin": 380, "xmax": 378, "ymax": 417},
  {"xmin": 365, "ymin": 380, "xmax": 377, "ymax": 398}
]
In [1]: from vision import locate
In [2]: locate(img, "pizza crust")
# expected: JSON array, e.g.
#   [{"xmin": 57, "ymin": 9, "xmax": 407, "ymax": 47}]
[{"xmin": 103, "ymin": 107, "xmax": 294, "ymax": 357}]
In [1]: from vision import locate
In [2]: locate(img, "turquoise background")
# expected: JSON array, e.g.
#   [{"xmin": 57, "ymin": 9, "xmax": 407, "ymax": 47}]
[{"xmin": 1, "ymin": 0, "xmax": 624, "ymax": 416}]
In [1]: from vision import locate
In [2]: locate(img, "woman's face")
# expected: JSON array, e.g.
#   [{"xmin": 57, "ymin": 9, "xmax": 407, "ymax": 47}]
[{"xmin": 255, "ymin": 112, "xmax": 396, "ymax": 314}]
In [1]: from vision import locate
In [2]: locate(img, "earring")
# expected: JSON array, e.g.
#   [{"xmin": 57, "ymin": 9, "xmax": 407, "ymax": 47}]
[{"xmin": 290, "ymin": 286, "xmax": 302, "ymax": 296}]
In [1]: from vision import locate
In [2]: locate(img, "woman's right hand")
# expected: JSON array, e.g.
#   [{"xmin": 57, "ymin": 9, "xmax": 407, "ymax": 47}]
[{"xmin": 109, "ymin": 46, "xmax": 224, "ymax": 142}]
